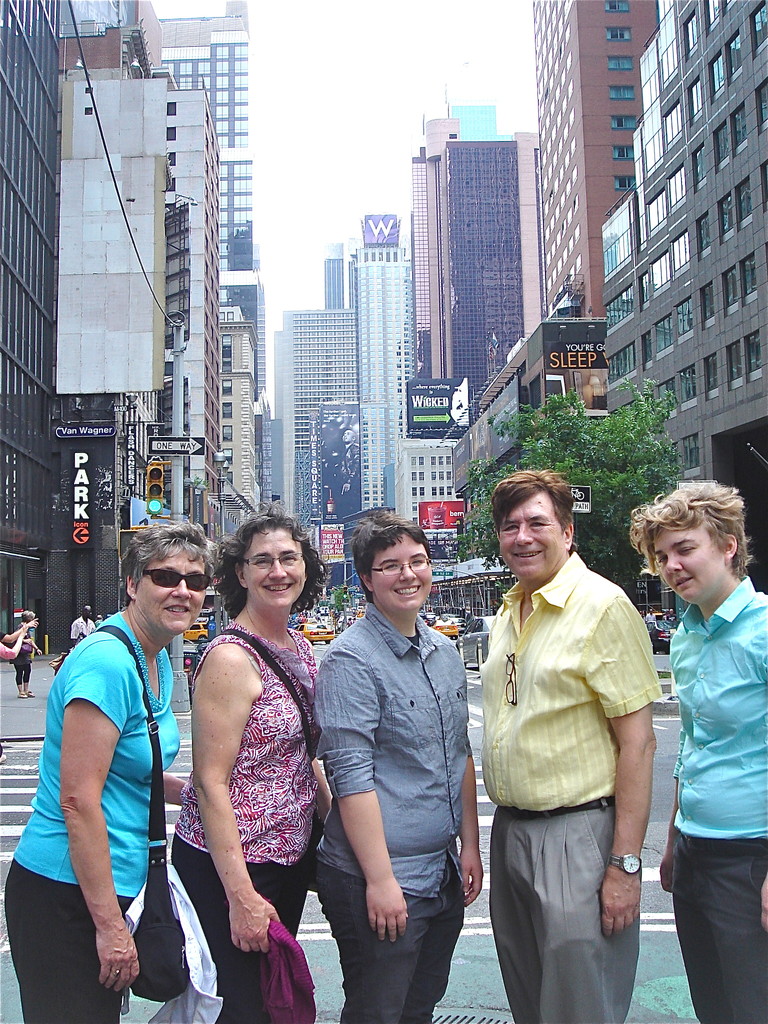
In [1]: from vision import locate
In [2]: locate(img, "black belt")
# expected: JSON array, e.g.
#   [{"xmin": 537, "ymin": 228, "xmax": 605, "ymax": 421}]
[
  {"xmin": 680, "ymin": 834, "xmax": 768, "ymax": 856},
  {"xmin": 500, "ymin": 796, "xmax": 615, "ymax": 820}
]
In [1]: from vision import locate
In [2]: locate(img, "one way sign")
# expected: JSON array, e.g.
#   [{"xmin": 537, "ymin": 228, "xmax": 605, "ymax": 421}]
[{"xmin": 148, "ymin": 436, "xmax": 205, "ymax": 457}]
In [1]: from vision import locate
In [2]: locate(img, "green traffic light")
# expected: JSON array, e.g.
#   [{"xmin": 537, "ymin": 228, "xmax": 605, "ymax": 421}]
[{"xmin": 147, "ymin": 497, "xmax": 164, "ymax": 515}]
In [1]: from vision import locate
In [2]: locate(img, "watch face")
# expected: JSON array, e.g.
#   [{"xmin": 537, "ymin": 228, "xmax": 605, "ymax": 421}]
[{"xmin": 623, "ymin": 854, "xmax": 641, "ymax": 873}]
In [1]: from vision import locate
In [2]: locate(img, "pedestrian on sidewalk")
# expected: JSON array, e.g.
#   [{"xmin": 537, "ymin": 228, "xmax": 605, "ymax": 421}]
[
  {"xmin": 631, "ymin": 482, "xmax": 768, "ymax": 1024},
  {"xmin": 482, "ymin": 470, "xmax": 660, "ymax": 1024},
  {"xmin": 70, "ymin": 604, "xmax": 96, "ymax": 647},
  {"xmin": 315, "ymin": 511, "xmax": 482, "ymax": 1024},
  {"xmin": 0, "ymin": 629, "xmax": 31, "ymax": 764},
  {"xmin": 11, "ymin": 610, "xmax": 42, "ymax": 698}
]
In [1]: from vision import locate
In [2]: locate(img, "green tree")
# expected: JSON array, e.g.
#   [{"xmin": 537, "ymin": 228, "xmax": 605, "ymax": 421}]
[{"xmin": 460, "ymin": 382, "xmax": 679, "ymax": 588}]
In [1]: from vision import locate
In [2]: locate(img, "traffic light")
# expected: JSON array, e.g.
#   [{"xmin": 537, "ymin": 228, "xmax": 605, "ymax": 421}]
[{"xmin": 145, "ymin": 461, "xmax": 168, "ymax": 516}]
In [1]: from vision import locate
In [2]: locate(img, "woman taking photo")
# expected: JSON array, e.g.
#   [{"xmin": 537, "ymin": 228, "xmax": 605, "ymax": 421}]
[
  {"xmin": 173, "ymin": 504, "xmax": 330, "ymax": 1024},
  {"xmin": 5, "ymin": 522, "xmax": 212, "ymax": 1024}
]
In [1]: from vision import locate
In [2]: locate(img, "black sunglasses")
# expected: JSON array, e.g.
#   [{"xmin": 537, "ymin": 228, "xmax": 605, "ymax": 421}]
[{"xmin": 142, "ymin": 568, "xmax": 211, "ymax": 592}]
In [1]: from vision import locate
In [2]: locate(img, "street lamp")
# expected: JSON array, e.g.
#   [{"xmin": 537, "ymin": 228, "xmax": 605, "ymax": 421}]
[{"xmin": 212, "ymin": 450, "xmax": 230, "ymax": 636}]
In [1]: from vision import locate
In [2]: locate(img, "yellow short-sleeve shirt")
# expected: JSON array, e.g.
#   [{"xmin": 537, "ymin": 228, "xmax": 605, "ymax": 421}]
[{"xmin": 481, "ymin": 553, "xmax": 661, "ymax": 811}]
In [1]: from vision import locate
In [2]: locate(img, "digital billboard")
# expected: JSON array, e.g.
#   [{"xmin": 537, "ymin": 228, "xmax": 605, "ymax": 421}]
[
  {"xmin": 417, "ymin": 500, "xmax": 466, "ymax": 531},
  {"xmin": 406, "ymin": 378, "xmax": 469, "ymax": 438},
  {"xmin": 544, "ymin": 328, "xmax": 608, "ymax": 411},
  {"xmin": 363, "ymin": 214, "xmax": 400, "ymax": 246},
  {"xmin": 320, "ymin": 404, "xmax": 361, "ymax": 524}
]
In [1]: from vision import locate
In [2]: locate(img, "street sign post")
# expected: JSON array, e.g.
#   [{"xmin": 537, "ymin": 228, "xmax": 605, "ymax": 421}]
[
  {"xmin": 148, "ymin": 435, "xmax": 205, "ymax": 457},
  {"xmin": 571, "ymin": 485, "xmax": 592, "ymax": 513}
]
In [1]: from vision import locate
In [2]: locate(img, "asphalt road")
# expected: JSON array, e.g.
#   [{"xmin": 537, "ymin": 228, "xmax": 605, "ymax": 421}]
[{"xmin": 0, "ymin": 651, "xmax": 694, "ymax": 1023}]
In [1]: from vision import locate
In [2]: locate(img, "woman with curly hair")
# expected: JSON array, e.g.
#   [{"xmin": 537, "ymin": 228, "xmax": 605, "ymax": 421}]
[{"xmin": 173, "ymin": 504, "xmax": 331, "ymax": 1024}]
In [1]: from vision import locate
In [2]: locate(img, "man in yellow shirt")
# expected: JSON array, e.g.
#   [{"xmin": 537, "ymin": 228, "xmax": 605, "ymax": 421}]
[{"xmin": 482, "ymin": 470, "xmax": 660, "ymax": 1024}]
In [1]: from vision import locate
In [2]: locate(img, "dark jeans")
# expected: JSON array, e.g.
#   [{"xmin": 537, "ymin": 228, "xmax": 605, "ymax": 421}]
[
  {"xmin": 673, "ymin": 834, "xmax": 768, "ymax": 1024},
  {"xmin": 5, "ymin": 859, "xmax": 133, "ymax": 1024},
  {"xmin": 317, "ymin": 858, "xmax": 464, "ymax": 1024},
  {"xmin": 171, "ymin": 834, "xmax": 310, "ymax": 1024}
]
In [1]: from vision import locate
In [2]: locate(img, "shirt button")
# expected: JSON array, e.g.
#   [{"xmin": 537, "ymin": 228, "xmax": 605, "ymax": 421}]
[{"xmin": 697, "ymin": 743, "xmax": 704, "ymax": 749}]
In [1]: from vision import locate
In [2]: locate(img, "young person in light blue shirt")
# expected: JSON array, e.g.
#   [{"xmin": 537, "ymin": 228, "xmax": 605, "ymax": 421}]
[{"xmin": 631, "ymin": 483, "xmax": 767, "ymax": 1024}]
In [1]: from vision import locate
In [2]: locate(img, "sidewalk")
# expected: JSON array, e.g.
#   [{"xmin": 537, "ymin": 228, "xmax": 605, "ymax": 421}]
[{"xmin": 0, "ymin": 654, "xmax": 58, "ymax": 745}]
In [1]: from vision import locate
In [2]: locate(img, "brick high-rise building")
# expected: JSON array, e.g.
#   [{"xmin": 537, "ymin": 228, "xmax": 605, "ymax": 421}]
[{"xmin": 534, "ymin": 0, "xmax": 659, "ymax": 319}]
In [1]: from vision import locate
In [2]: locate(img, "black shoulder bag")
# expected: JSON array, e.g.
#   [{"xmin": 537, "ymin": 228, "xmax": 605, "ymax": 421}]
[
  {"xmin": 100, "ymin": 625, "xmax": 189, "ymax": 1002},
  {"xmin": 225, "ymin": 626, "xmax": 324, "ymax": 884}
]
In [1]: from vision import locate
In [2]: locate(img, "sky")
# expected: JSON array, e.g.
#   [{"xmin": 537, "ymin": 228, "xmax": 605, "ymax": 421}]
[{"xmin": 152, "ymin": 0, "xmax": 539, "ymax": 358}]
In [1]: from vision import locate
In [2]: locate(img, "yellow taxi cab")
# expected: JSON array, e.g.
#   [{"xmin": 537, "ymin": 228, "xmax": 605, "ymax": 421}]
[
  {"xmin": 431, "ymin": 616, "xmax": 460, "ymax": 640},
  {"xmin": 302, "ymin": 621, "xmax": 335, "ymax": 644},
  {"xmin": 184, "ymin": 618, "xmax": 209, "ymax": 643}
]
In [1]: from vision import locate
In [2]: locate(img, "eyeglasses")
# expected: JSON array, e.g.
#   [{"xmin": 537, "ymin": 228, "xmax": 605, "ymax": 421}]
[
  {"xmin": 142, "ymin": 568, "xmax": 211, "ymax": 592},
  {"xmin": 505, "ymin": 653, "xmax": 518, "ymax": 706},
  {"xmin": 369, "ymin": 555, "xmax": 432, "ymax": 576},
  {"xmin": 242, "ymin": 552, "xmax": 304, "ymax": 571}
]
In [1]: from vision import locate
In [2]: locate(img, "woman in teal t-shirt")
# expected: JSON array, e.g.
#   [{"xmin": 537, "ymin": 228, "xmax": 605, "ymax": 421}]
[{"xmin": 5, "ymin": 522, "xmax": 211, "ymax": 1024}]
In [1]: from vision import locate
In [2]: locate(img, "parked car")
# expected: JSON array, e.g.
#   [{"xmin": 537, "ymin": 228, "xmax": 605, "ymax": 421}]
[
  {"xmin": 647, "ymin": 618, "xmax": 672, "ymax": 654},
  {"xmin": 302, "ymin": 620, "xmax": 335, "ymax": 644},
  {"xmin": 457, "ymin": 616, "xmax": 496, "ymax": 669},
  {"xmin": 184, "ymin": 618, "xmax": 209, "ymax": 643}
]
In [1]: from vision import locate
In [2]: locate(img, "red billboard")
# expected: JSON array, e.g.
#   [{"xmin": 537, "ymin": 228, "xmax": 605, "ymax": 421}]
[{"xmin": 417, "ymin": 500, "xmax": 465, "ymax": 531}]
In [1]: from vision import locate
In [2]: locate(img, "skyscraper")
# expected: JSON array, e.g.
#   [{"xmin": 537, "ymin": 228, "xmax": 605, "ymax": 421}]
[
  {"xmin": 274, "ymin": 309, "xmax": 358, "ymax": 521},
  {"xmin": 533, "ymin": 0, "xmax": 659, "ymax": 318},
  {"xmin": 324, "ymin": 243, "xmax": 346, "ymax": 309},
  {"xmin": 353, "ymin": 215, "xmax": 414, "ymax": 509},
  {"xmin": 411, "ymin": 108, "xmax": 544, "ymax": 399},
  {"xmin": 0, "ymin": 0, "xmax": 58, "ymax": 618}
]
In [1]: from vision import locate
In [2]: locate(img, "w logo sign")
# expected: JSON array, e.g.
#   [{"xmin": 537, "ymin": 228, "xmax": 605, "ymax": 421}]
[{"xmin": 364, "ymin": 214, "xmax": 399, "ymax": 246}]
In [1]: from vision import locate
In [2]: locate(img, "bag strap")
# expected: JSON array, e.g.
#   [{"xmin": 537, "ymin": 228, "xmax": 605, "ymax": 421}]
[
  {"xmin": 99, "ymin": 625, "xmax": 168, "ymax": 866},
  {"xmin": 225, "ymin": 626, "xmax": 315, "ymax": 759}
]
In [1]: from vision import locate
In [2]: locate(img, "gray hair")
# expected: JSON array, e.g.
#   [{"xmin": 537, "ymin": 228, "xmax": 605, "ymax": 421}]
[{"xmin": 122, "ymin": 522, "xmax": 213, "ymax": 602}]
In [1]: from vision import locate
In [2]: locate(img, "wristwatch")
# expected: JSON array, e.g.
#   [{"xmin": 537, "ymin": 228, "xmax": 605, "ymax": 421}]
[{"xmin": 608, "ymin": 853, "xmax": 642, "ymax": 874}]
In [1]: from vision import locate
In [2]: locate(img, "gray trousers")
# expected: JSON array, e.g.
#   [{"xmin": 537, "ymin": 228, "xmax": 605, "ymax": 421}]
[{"xmin": 490, "ymin": 804, "xmax": 639, "ymax": 1024}]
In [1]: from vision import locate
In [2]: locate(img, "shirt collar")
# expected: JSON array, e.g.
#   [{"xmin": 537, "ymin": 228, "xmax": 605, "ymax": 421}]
[
  {"xmin": 502, "ymin": 551, "xmax": 588, "ymax": 612},
  {"xmin": 363, "ymin": 603, "xmax": 438, "ymax": 657},
  {"xmin": 681, "ymin": 576, "xmax": 756, "ymax": 633}
]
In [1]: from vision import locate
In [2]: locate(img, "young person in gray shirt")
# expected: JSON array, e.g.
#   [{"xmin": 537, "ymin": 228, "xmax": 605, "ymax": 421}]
[{"xmin": 315, "ymin": 511, "xmax": 482, "ymax": 1024}]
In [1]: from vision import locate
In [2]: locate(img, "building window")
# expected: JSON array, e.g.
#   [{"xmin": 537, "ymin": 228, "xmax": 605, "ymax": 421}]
[
  {"xmin": 688, "ymin": 78, "xmax": 703, "ymax": 119},
  {"xmin": 614, "ymin": 175, "xmax": 636, "ymax": 190},
  {"xmin": 728, "ymin": 33, "xmax": 742, "ymax": 77},
  {"xmin": 663, "ymin": 103, "xmax": 682, "ymax": 145},
  {"xmin": 758, "ymin": 80, "xmax": 768, "ymax": 128},
  {"xmin": 710, "ymin": 53, "xmax": 725, "ymax": 97},
  {"xmin": 609, "ymin": 86, "xmax": 636, "ymax": 100},
  {"xmin": 701, "ymin": 282, "xmax": 715, "ymax": 321},
  {"xmin": 222, "ymin": 380, "xmax": 233, "ymax": 395},
  {"xmin": 741, "ymin": 253, "xmax": 757, "ymax": 296},
  {"xmin": 639, "ymin": 272, "xmax": 649, "ymax": 308},
  {"xmin": 222, "ymin": 402, "xmax": 232, "ymax": 418},
  {"xmin": 706, "ymin": 0, "xmax": 719, "ymax": 30},
  {"xmin": 606, "ymin": 286, "xmax": 634, "ymax": 327},
  {"xmin": 611, "ymin": 115, "xmax": 637, "ymax": 129},
  {"xmin": 677, "ymin": 297, "xmax": 693, "ymax": 335},
  {"xmin": 222, "ymin": 425, "xmax": 233, "ymax": 442},
  {"xmin": 668, "ymin": 165, "xmax": 686, "ymax": 207},
  {"xmin": 609, "ymin": 342, "xmax": 636, "ymax": 382},
  {"xmin": 680, "ymin": 365, "xmax": 697, "ymax": 402},
  {"xmin": 692, "ymin": 145, "xmax": 707, "ymax": 188},
  {"xmin": 641, "ymin": 331, "xmax": 653, "ymax": 368},
  {"xmin": 684, "ymin": 12, "xmax": 699, "ymax": 55},
  {"xmin": 719, "ymin": 193, "xmax": 734, "ymax": 235},
  {"xmin": 606, "ymin": 27, "xmax": 632, "ymax": 41},
  {"xmin": 722, "ymin": 266, "xmax": 739, "ymax": 308},
  {"xmin": 682, "ymin": 434, "xmax": 700, "ymax": 471},
  {"xmin": 731, "ymin": 104, "xmax": 748, "ymax": 148},
  {"xmin": 752, "ymin": 3, "xmax": 767, "ymax": 51},
  {"xmin": 605, "ymin": 1, "xmax": 630, "ymax": 10},
  {"xmin": 655, "ymin": 315, "xmax": 674, "ymax": 353},
  {"xmin": 714, "ymin": 122, "xmax": 730, "ymax": 165},
  {"xmin": 651, "ymin": 252, "xmax": 671, "ymax": 293},
  {"xmin": 660, "ymin": 378, "xmax": 677, "ymax": 403},
  {"xmin": 167, "ymin": 102, "xmax": 177, "ymax": 116},
  {"xmin": 648, "ymin": 191, "xmax": 668, "ymax": 231},
  {"xmin": 166, "ymin": 127, "xmax": 176, "ymax": 141},
  {"xmin": 613, "ymin": 145, "xmax": 634, "ymax": 160},
  {"xmin": 746, "ymin": 331, "xmax": 762, "ymax": 373},
  {"xmin": 705, "ymin": 353, "xmax": 719, "ymax": 392},
  {"xmin": 608, "ymin": 56, "xmax": 633, "ymax": 70},
  {"xmin": 697, "ymin": 211, "xmax": 711, "ymax": 252},
  {"xmin": 736, "ymin": 178, "xmax": 753, "ymax": 222},
  {"xmin": 727, "ymin": 341, "xmax": 743, "ymax": 384}
]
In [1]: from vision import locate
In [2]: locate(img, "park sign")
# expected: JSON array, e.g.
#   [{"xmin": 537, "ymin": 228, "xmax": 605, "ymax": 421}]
[
  {"xmin": 571, "ymin": 485, "xmax": 591, "ymax": 513},
  {"xmin": 148, "ymin": 435, "xmax": 205, "ymax": 457}
]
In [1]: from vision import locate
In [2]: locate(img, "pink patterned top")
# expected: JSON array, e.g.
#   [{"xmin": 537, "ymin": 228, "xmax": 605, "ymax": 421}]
[{"xmin": 175, "ymin": 627, "xmax": 319, "ymax": 866}]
